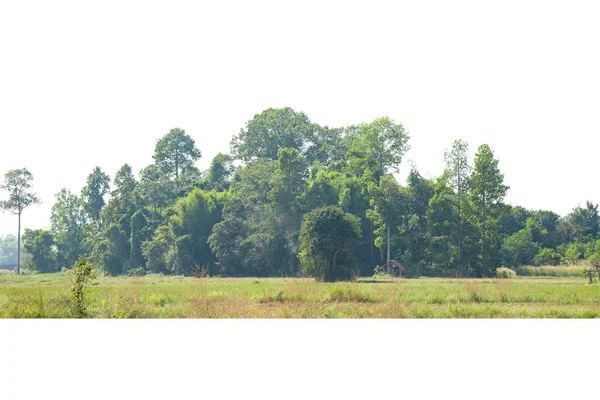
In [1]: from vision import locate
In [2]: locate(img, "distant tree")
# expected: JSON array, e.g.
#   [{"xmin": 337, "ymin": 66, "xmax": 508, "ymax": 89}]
[
  {"xmin": 299, "ymin": 206, "xmax": 361, "ymax": 282},
  {"xmin": 0, "ymin": 235, "xmax": 19, "ymax": 266},
  {"xmin": 367, "ymin": 175, "xmax": 410, "ymax": 267},
  {"xmin": 153, "ymin": 128, "xmax": 202, "ymax": 188},
  {"xmin": 444, "ymin": 140, "xmax": 471, "ymax": 276},
  {"xmin": 142, "ymin": 225, "xmax": 176, "ymax": 274},
  {"xmin": 0, "ymin": 168, "xmax": 41, "ymax": 274},
  {"xmin": 533, "ymin": 248, "xmax": 561, "ymax": 266},
  {"xmin": 205, "ymin": 153, "xmax": 234, "ymax": 191},
  {"xmin": 268, "ymin": 148, "xmax": 309, "ymax": 212},
  {"xmin": 569, "ymin": 201, "xmax": 599, "ymax": 242},
  {"xmin": 81, "ymin": 167, "xmax": 110, "ymax": 225},
  {"xmin": 346, "ymin": 117, "xmax": 410, "ymax": 182},
  {"xmin": 22, "ymin": 229, "xmax": 57, "ymax": 273},
  {"xmin": 426, "ymin": 175, "xmax": 457, "ymax": 276},
  {"xmin": 230, "ymin": 107, "xmax": 315, "ymax": 161},
  {"xmin": 51, "ymin": 188, "xmax": 87, "ymax": 268},
  {"xmin": 468, "ymin": 144, "xmax": 508, "ymax": 277},
  {"xmin": 501, "ymin": 228, "xmax": 540, "ymax": 267},
  {"xmin": 169, "ymin": 189, "xmax": 229, "ymax": 275}
]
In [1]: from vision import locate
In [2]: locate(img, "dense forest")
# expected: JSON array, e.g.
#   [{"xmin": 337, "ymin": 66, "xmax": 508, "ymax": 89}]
[{"xmin": 2, "ymin": 107, "xmax": 600, "ymax": 280}]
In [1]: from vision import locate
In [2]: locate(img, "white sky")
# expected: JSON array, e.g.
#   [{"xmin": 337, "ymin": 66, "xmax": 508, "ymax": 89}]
[{"xmin": 1, "ymin": 1, "xmax": 599, "ymax": 236}]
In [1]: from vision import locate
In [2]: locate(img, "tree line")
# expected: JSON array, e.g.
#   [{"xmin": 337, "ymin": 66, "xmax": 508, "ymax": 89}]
[{"xmin": 2, "ymin": 107, "xmax": 599, "ymax": 280}]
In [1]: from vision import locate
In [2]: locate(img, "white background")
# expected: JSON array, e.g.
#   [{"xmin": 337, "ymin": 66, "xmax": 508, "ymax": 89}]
[
  {"xmin": 0, "ymin": 2, "xmax": 598, "ymax": 398},
  {"xmin": 1, "ymin": 0, "xmax": 600, "ymax": 234}
]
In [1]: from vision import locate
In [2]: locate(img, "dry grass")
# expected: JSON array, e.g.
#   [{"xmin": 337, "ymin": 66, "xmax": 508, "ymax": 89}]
[{"xmin": 2, "ymin": 273, "xmax": 600, "ymax": 318}]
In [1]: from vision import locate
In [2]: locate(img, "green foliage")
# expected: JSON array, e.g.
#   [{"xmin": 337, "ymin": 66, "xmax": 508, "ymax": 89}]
[
  {"xmin": 0, "ymin": 235, "xmax": 19, "ymax": 266},
  {"xmin": 496, "ymin": 267, "xmax": 516, "ymax": 278},
  {"xmin": 153, "ymin": 128, "xmax": 202, "ymax": 184},
  {"xmin": 68, "ymin": 256, "xmax": 97, "ymax": 318},
  {"xmin": 81, "ymin": 167, "xmax": 110, "ymax": 224},
  {"xmin": 51, "ymin": 188, "xmax": 87, "ymax": 268},
  {"xmin": 298, "ymin": 206, "xmax": 361, "ymax": 282},
  {"xmin": 345, "ymin": 116, "xmax": 410, "ymax": 182},
  {"xmin": 22, "ymin": 229, "xmax": 57, "ymax": 273},
  {"xmin": 231, "ymin": 107, "xmax": 314, "ymax": 161},
  {"xmin": 501, "ymin": 228, "xmax": 540, "ymax": 267},
  {"xmin": 533, "ymin": 248, "xmax": 561, "ymax": 266},
  {"xmin": 0, "ymin": 168, "xmax": 41, "ymax": 215}
]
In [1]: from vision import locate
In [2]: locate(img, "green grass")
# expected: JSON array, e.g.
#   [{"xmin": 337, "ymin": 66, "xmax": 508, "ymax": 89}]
[{"xmin": 1, "ymin": 272, "xmax": 600, "ymax": 318}]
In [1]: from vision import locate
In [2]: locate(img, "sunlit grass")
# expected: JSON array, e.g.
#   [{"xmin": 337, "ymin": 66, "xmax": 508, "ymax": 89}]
[{"xmin": 1, "ymin": 273, "xmax": 600, "ymax": 318}]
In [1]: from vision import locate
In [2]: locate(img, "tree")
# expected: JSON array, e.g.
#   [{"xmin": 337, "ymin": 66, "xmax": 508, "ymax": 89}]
[
  {"xmin": 22, "ymin": 229, "xmax": 57, "ymax": 273},
  {"xmin": 346, "ymin": 117, "xmax": 411, "ymax": 182},
  {"xmin": 230, "ymin": 107, "xmax": 315, "ymax": 161},
  {"xmin": 51, "ymin": 189, "xmax": 87, "ymax": 268},
  {"xmin": 153, "ymin": 128, "xmax": 202, "ymax": 188},
  {"xmin": 367, "ymin": 175, "xmax": 410, "ymax": 267},
  {"xmin": 298, "ymin": 206, "xmax": 362, "ymax": 282},
  {"xmin": 205, "ymin": 153, "xmax": 234, "ymax": 191},
  {"xmin": 569, "ymin": 201, "xmax": 599, "ymax": 242},
  {"xmin": 0, "ymin": 168, "xmax": 41, "ymax": 274},
  {"xmin": 268, "ymin": 148, "xmax": 309, "ymax": 212},
  {"xmin": 468, "ymin": 144, "xmax": 508, "ymax": 277},
  {"xmin": 0, "ymin": 235, "xmax": 19, "ymax": 266},
  {"xmin": 501, "ymin": 228, "xmax": 540, "ymax": 267},
  {"xmin": 81, "ymin": 167, "xmax": 110, "ymax": 225},
  {"xmin": 444, "ymin": 140, "xmax": 471, "ymax": 276}
]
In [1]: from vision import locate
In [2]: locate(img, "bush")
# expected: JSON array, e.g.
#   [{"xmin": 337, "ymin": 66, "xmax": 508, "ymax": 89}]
[
  {"xmin": 533, "ymin": 248, "xmax": 561, "ymax": 266},
  {"xmin": 68, "ymin": 257, "xmax": 97, "ymax": 318},
  {"xmin": 496, "ymin": 267, "xmax": 516, "ymax": 278}
]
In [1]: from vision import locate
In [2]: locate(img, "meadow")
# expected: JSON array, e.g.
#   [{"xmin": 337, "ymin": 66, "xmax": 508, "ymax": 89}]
[{"xmin": 2, "ymin": 270, "xmax": 600, "ymax": 318}]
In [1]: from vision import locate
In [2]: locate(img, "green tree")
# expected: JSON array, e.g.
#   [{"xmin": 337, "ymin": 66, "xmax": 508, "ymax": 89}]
[
  {"xmin": 81, "ymin": 167, "xmax": 110, "ymax": 225},
  {"xmin": 22, "ymin": 229, "xmax": 57, "ymax": 273},
  {"xmin": 569, "ymin": 201, "xmax": 599, "ymax": 242},
  {"xmin": 204, "ymin": 153, "xmax": 234, "ymax": 191},
  {"xmin": 230, "ymin": 107, "xmax": 315, "ymax": 161},
  {"xmin": 153, "ymin": 128, "xmax": 202, "ymax": 188},
  {"xmin": 0, "ymin": 168, "xmax": 41, "ymax": 274},
  {"xmin": 346, "ymin": 117, "xmax": 410, "ymax": 182},
  {"xmin": 468, "ymin": 144, "xmax": 508, "ymax": 277},
  {"xmin": 268, "ymin": 148, "xmax": 308, "ymax": 212},
  {"xmin": 444, "ymin": 140, "xmax": 471, "ymax": 275},
  {"xmin": 367, "ymin": 175, "xmax": 410, "ymax": 268},
  {"xmin": 298, "ymin": 206, "xmax": 361, "ymax": 282},
  {"xmin": 0, "ymin": 235, "xmax": 19, "ymax": 266},
  {"xmin": 51, "ymin": 189, "xmax": 88, "ymax": 268},
  {"xmin": 169, "ymin": 189, "xmax": 229, "ymax": 275},
  {"xmin": 501, "ymin": 228, "xmax": 540, "ymax": 267},
  {"xmin": 142, "ymin": 225, "xmax": 177, "ymax": 274}
]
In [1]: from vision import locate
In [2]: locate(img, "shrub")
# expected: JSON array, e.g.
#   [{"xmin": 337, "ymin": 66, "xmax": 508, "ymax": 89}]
[
  {"xmin": 496, "ymin": 267, "xmax": 517, "ymax": 278},
  {"xmin": 68, "ymin": 257, "xmax": 97, "ymax": 318},
  {"xmin": 533, "ymin": 248, "xmax": 561, "ymax": 266}
]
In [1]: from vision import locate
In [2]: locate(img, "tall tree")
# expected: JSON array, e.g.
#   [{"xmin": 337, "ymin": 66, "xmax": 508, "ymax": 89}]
[
  {"xmin": 569, "ymin": 201, "xmax": 599, "ymax": 242},
  {"xmin": 346, "ymin": 117, "xmax": 410, "ymax": 182},
  {"xmin": 444, "ymin": 140, "xmax": 471, "ymax": 276},
  {"xmin": 230, "ymin": 107, "xmax": 315, "ymax": 161},
  {"xmin": 205, "ymin": 153, "xmax": 234, "ymax": 191},
  {"xmin": 81, "ymin": 167, "xmax": 110, "ymax": 226},
  {"xmin": 153, "ymin": 128, "xmax": 202, "ymax": 188},
  {"xmin": 51, "ymin": 188, "xmax": 87, "ymax": 268},
  {"xmin": 468, "ymin": 144, "xmax": 508, "ymax": 277},
  {"xmin": 0, "ymin": 168, "xmax": 41, "ymax": 274}
]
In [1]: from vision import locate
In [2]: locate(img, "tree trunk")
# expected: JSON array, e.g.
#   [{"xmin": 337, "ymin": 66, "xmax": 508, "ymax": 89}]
[
  {"xmin": 16, "ymin": 212, "xmax": 21, "ymax": 275},
  {"xmin": 589, "ymin": 269, "xmax": 593, "ymax": 284},
  {"xmin": 387, "ymin": 225, "xmax": 391, "ymax": 274},
  {"xmin": 332, "ymin": 249, "xmax": 341, "ymax": 283}
]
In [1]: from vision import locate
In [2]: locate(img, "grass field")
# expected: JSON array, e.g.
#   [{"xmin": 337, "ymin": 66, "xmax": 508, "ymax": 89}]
[{"xmin": 2, "ymin": 271, "xmax": 600, "ymax": 318}]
